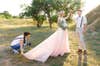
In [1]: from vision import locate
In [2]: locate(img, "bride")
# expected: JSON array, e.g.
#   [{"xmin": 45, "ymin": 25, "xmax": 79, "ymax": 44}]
[{"xmin": 23, "ymin": 10, "xmax": 70, "ymax": 63}]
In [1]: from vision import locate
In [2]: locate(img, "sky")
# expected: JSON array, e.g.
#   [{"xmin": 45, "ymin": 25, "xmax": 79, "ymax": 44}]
[
  {"xmin": 0, "ymin": 0, "xmax": 100, "ymax": 16},
  {"xmin": 82, "ymin": 0, "xmax": 100, "ymax": 15},
  {"xmin": 0, "ymin": 0, "xmax": 32, "ymax": 16}
]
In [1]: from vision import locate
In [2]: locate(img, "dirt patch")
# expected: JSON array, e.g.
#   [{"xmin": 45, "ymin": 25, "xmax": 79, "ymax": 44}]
[{"xmin": 0, "ymin": 45, "xmax": 12, "ymax": 66}]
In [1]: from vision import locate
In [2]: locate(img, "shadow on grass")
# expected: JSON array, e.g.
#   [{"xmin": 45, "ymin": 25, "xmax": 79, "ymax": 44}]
[
  {"xmin": 77, "ymin": 54, "xmax": 88, "ymax": 66},
  {"xmin": 85, "ymin": 31, "xmax": 100, "ymax": 65},
  {"xmin": 6, "ymin": 43, "xmax": 69, "ymax": 66},
  {"xmin": 46, "ymin": 54, "xmax": 69, "ymax": 66}
]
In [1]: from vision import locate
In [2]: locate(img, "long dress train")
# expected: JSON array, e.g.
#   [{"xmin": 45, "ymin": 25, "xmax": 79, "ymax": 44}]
[{"xmin": 23, "ymin": 17, "xmax": 70, "ymax": 63}]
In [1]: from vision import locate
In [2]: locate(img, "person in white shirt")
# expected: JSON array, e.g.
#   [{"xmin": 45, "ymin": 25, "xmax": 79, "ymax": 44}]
[
  {"xmin": 74, "ymin": 10, "xmax": 87, "ymax": 54},
  {"xmin": 11, "ymin": 32, "xmax": 31, "ymax": 54}
]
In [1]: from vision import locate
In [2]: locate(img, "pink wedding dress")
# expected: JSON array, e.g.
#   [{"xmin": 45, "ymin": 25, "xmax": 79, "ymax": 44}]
[{"xmin": 23, "ymin": 17, "xmax": 70, "ymax": 63}]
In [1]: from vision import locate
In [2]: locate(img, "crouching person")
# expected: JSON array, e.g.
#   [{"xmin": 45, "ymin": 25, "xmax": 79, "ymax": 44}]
[{"xmin": 11, "ymin": 32, "xmax": 31, "ymax": 54}]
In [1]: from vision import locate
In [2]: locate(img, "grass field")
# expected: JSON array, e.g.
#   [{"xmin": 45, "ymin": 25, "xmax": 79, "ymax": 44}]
[{"xmin": 0, "ymin": 19, "xmax": 100, "ymax": 66}]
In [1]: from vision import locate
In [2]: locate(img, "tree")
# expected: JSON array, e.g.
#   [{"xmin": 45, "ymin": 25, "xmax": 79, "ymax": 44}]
[
  {"xmin": 21, "ymin": 0, "xmax": 81, "ymax": 28},
  {"xmin": 20, "ymin": 0, "xmax": 46, "ymax": 27},
  {"xmin": 3, "ymin": 11, "xmax": 12, "ymax": 19},
  {"xmin": 0, "ymin": 11, "xmax": 12, "ymax": 19},
  {"xmin": 51, "ymin": 15, "xmax": 58, "ymax": 23}
]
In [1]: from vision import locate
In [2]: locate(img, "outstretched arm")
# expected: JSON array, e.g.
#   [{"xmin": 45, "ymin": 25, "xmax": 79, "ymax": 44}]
[{"xmin": 65, "ymin": 13, "xmax": 72, "ymax": 19}]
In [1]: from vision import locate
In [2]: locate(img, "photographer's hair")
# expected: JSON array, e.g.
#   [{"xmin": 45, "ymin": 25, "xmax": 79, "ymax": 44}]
[{"xmin": 23, "ymin": 32, "xmax": 31, "ymax": 43}]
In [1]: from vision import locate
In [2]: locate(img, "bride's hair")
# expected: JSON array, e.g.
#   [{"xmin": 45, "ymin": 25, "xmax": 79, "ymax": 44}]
[{"xmin": 58, "ymin": 10, "xmax": 65, "ymax": 17}]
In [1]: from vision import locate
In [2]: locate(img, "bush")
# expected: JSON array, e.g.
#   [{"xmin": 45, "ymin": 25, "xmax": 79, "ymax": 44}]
[
  {"xmin": 37, "ymin": 15, "xmax": 46, "ymax": 25},
  {"xmin": 51, "ymin": 15, "xmax": 58, "ymax": 23}
]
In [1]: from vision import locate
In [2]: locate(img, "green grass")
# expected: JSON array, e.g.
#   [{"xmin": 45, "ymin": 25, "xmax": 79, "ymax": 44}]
[{"xmin": 0, "ymin": 19, "xmax": 100, "ymax": 66}]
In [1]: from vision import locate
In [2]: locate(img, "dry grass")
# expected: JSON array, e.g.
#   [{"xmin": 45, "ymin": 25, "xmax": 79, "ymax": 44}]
[{"xmin": 0, "ymin": 19, "xmax": 100, "ymax": 66}]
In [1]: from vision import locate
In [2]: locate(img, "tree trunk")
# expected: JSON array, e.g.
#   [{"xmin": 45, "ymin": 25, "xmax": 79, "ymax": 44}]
[
  {"xmin": 49, "ymin": 18, "xmax": 52, "ymax": 29},
  {"xmin": 37, "ymin": 21, "xmax": 41, "ymax": 28},
  {"xmin": 48, "ymin": 13, "xmax": 52, "ymax": 29},
  {"xmin": 32, "ymin": 18, "xmax": 41, "ymax": 28}
]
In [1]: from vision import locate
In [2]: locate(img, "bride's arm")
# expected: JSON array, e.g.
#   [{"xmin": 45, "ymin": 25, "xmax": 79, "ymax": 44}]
[
  {"xmin": 65, "ymin": 10, "xmax": 73, "ymax": 19},
  {"xmin": 57, "ymin": 17, "xmax": 61, "ymax": 23},
  {"xmin": 65, "ymin": 13, "xmax": 70, "ymax": 19}
]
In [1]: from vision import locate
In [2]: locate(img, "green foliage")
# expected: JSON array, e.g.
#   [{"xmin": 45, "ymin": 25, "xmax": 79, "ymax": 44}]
[
  {"xmin": 95, "ymin": 21, "xmax": 100, "ymax": 31},
  {"xmin": 12, "ymin": 16, "xmax": 19, "ymax": 18},
  {"xmin": 0, "ymin": 11, "xmax": 12, "ymax": 19},
  {"xmin": 19, "ymin": 13, "xmax": 25, "ymax": 18},
  {"xmin": 51, "ymin": 15, "xmax": 58, "ymax": 23},
  {"xmin": 37, "ymin": 15, "xmax": 46, "ymax": 25},
  {"xmin": 21, "ymin": 0, "xmax": 81, "ymax": 28},
  {"xmin": 0, "ymin": 14, "xmax": 5, "ymax": 18},
  {"xmin": 38, "ymin": 15, "xmax": 46, "ymax": 22}
]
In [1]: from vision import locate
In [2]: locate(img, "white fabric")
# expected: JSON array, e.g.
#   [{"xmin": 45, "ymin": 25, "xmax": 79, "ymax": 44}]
[
  {"xmin": 11, "ymin": 35, "xmax": 23, "ymax": 46},
  {"xmin": 75, "ymin": 15, "xmax": 87, "ymax": 28},
  {"xmin": 76, "ymin": 28, "xmax": 86, "ymax": 50},
  {"xmin": 23, "ymin": 17, "xmax": 70, "ymax": 63},
  {"xmin": 74, "ymin": 15, "xmax": 87, "ymax": 50}
]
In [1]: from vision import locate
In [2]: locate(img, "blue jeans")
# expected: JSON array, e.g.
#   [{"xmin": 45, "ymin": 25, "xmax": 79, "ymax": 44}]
[{"xmin": 11, "ymin": 44, "xmax": 20, "ymax": 50}]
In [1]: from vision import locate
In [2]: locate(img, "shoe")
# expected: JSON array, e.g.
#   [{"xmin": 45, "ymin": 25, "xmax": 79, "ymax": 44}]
[
  {"xmin": 12, "ymin": 50, "xmax": 19, "ymax": 54},
  {"xmin": 84, "ymin": 50, "xmax": 87, "ymax": 55},
  {"xmin": 77, "ymin": 49, "xmax": 82, "ymax": 54}
]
